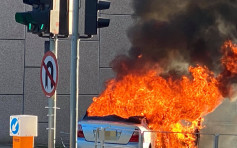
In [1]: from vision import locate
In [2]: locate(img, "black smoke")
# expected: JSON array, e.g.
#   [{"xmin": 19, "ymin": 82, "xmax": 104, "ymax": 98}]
[{"xmin": 111, "ymin": 0, "xmax": 237, "ymax": 77}]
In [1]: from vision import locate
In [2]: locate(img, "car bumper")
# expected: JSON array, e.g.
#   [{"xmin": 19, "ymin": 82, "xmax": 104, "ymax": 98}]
[{"xmin": 77, "ymin": 138, "xmax": 140, "ymax": 148}]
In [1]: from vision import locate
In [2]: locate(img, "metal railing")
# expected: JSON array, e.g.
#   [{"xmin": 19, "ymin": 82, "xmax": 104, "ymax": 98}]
[
  {"xmin": 143, "ymin": 131, "xmax": 237, "ymax": 148},
  {"xmin": 60, "ymin": 129, "xmax": 237, "ymax": 148},
  {"xmin": 60, "ymin": 131, "xmax": 70, "ymax": 148}
]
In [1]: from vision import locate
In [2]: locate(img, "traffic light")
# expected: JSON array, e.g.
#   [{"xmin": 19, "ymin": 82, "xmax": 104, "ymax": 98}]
[
  {"xmin": 58, "ymin": 0, "xmax": 69, "ymax": 36},
  {"xmin": 15, "ymin": 0, "xmax": 51, "ymax": 37},
  {"xmin": 85, "ymin": 0, "xmax": 110, "ymax": 35}
]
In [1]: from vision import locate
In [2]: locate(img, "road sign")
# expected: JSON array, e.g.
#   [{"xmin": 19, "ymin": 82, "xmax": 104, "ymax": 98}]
[
  {"xmin": 40, "ymin": 51, "xmax": 58, "ymax": 97},
  {"xmin": 10, "ymin": 115, "xmax": 38, "ymax": 137},
  {"xmin": 10, "ymin": 117, "xmax": 19, "ymax": 136}
]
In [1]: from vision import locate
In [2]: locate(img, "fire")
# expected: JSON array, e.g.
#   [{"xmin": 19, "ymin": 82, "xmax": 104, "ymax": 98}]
[
  {"xmin": 221, "ymin": 40, "xmax": 237, "ymax": 75},
  {"xmin": 87, "ymin": 41, "xmax": 237, "ymax": 147}
]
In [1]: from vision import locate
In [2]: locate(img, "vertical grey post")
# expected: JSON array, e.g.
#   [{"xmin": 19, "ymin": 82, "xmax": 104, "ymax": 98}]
[
  {"xmin": 70, "ymin": 0, "xmax": 80, "ymax": 147},
  {"xmin": 47, "ymin": 36, "xmax": 58, "ymax": 148},
  {"xmin": 95, "ymin": 128, "xmax": 99, "ymax": 148},
  {"xmin": 100, "ymin": 127, "xmax": 105, "ymax": 148},
  {"xmin": 214, "ymin": 134, "xmax": 219, "ymax": 148}
]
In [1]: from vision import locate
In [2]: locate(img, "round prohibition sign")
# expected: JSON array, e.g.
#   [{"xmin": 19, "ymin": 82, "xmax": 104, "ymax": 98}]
[{"xmin": 40, "ymin": 51, "xmax": 58, "ymax": 97}]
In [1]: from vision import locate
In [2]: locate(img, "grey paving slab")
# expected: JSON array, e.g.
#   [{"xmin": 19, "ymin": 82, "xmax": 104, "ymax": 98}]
[
  {"xmin": 101, "ymin": 0, "xmax": 134, "ymax": 15},
  {"xmin": 24, "ymin": 68, "xmax": 48, "ymax": 122},
  {"xmin": 218, "ymin": 134, "xmax": 237, "ymax": 148},
  {"xmin": 0, "ymin": 0, "xmax": 25, "ymax": 39},
  {"xmin": 25, "ymin": 33, "xmax": 47, "ymax": 67},
  {"xmin": 198, "ymin": 135, "xmax": 215, "ymax": 148},
  {"xmin": 204, "ymin": 99, "xmax": 237, "ymax": 123},
  {"xmin": 79, "ymin": 41, "xmax": 100, "ymax": 94},
  {"xmin": 57, "ymin": 40, "xmax": 71, "ymax": 94},
  {"xmin": 35, "ymin": 122, "xmax": 48, "ymax": 146},
  {"xmin": 56, "ymin": 95, "xmax": 70, "ymax": 138},
  {"xmin": 99, "ymin": 68, "xmax": 115, "ymax": 93},
  {"xmin": 0, "ymin": 40, "xmax": 24, "ymax": 94},
  {"xmin": 100, "ymin": 15, "xmax": 134, "ymax": 67},
  {"xmin": 0, "ymin": 95, "xmax": 23, "ymax": 143},
  {"xmin": 57, "ymin": 40, "xmax": 99, "ymax": 95}
]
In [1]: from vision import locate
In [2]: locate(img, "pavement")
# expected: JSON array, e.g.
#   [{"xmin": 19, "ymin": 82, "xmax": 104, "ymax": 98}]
[
  {"xmin": 0, "ymin": 144, "xmax": 48, "ymax": 148},
  {"xmin": 0, "ymin": 145, "xmax": 12, "ymax": 148}
]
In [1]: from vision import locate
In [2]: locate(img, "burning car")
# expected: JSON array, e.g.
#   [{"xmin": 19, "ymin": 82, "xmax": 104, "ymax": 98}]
[
  {"xmin": 77, "ymin": 114, "xmax": 153, "ymax": 148},
  {"xmin": 77, "ymin": 114, "xmax": 201, "ymax": 148}
]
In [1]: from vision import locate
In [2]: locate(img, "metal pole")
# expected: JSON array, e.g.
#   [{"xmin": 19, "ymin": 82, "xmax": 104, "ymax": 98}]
[
  {"xmin": 70, "ymin": 0, "xmax": 80, "ymax": 147},
  {"xmin": 95, "ymin": 128, "xmax": 99, "ymax": 148},
  {"xmin": 47, "ymin": 36, "xmax": 58, "ymax": 148},
  {"xmin": 214, "ymin": 134, "xmax": 219, "ymax": 148},
  {"xmin": 101, "ymin": 127, "xmax": 105, "ymax": 148}
]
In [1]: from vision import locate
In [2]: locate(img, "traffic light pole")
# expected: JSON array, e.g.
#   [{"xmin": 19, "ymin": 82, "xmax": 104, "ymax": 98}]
[
  {"xmin": 70, "ymin": 0, "xmax": 80, "ymax": 147},
  {"xmin": 46, "ymin": 36, "xmax": 58, "ymax": 148}
]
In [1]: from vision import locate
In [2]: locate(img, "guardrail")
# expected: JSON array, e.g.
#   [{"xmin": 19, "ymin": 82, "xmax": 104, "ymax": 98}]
[
  {"xmin": 60, "ymin": 129, "xmax": 237, "ymax": 148},
  {"xmin": 143, "ymin": 131, "xmax": 237, "ymax": 148},
  {"xmin": 60, "ymin": 131, "xmax": 70, "ymax": 147}
]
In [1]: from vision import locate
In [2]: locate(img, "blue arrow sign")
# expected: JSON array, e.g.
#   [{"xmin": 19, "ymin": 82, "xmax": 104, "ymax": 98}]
[{"xmin": 10, "ymin": 118, "xmax": 19, "ymax": 135}]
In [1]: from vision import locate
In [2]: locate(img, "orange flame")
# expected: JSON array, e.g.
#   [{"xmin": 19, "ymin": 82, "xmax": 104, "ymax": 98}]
[
  {"xmin": 87, "ymin": 41, "xmax": 237, "ymax": 147},
  {"xmin": 88, "ymin": 66, "xmax": 223, "ymax": 147}
]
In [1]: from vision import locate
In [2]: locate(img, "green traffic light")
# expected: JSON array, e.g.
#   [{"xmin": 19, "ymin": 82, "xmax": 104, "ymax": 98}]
[
  {"xmin": 40, "ymin": 24, "xmax": 44, "ymax": 30},
  {"xmin": 15, "ymin": 2, "xmax": 51, "ymax": 36},
  {"xmin": 29, "ymin": 23, "xmax": 32, "ymax": 30}
]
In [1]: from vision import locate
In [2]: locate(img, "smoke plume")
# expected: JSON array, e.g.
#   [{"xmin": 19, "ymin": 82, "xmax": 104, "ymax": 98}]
[{"xmin": 112, "ymin": 0, "xmax": 237, "ymax": 78}]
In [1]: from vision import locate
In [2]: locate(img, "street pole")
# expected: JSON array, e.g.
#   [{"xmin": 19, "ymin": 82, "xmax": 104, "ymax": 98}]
[
  {"xmin": 47, "ymin": 36, "xmax": 58, "ymax": 148},
  {"xmin": 70, "ymin": 0, "xmax": 80, "ymax": 147}
]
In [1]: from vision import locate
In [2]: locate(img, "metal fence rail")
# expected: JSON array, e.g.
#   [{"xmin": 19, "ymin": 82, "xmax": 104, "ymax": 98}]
[
  {"xmin": 60, "ymin": 131, "xmax": 70, "ymax": 148},
  {"xmin": 60, "ymin": 129, "xmax": 237, "ymax": 148},
  {"xmin": 143, "ymin": 131, "xmax": 237, "ymax": 148}
]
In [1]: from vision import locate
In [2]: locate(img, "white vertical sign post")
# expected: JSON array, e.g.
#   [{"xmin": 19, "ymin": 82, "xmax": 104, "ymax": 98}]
[
  {"xmin": 44, "ymin": 0, "xmax": 60, "ymax": 147},
  {"xmin": 41, "ymin": 38, "xmax": 59, "ymax": 148}
]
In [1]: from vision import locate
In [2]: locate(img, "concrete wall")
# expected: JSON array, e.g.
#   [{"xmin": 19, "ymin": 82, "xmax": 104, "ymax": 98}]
[{"xmin": 0, "ymin": 0, "xmax": 236, "ymax": 147}]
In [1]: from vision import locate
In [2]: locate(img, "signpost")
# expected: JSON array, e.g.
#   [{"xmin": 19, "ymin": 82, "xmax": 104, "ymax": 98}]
[
  {"xmin": 41, "ymin": 39, "xmax": 58, "ymax": 148},
  {"xmin": 42, "ymin": 37, "xmax": 59, "ymax": 148}
]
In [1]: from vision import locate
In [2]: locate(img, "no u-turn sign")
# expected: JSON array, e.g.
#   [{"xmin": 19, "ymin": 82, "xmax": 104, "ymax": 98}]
[{"xmin": 40, "ymin": 51, "xmax": 58, "ymax": 97}]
